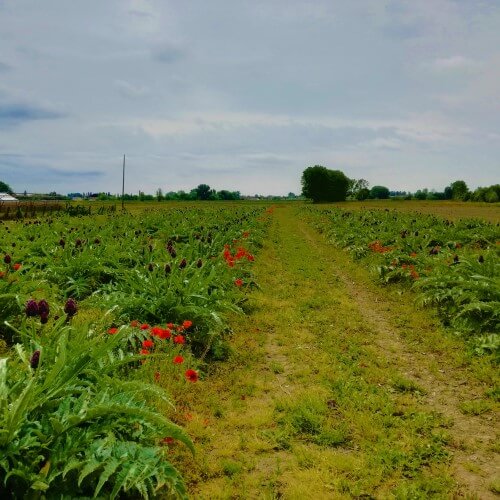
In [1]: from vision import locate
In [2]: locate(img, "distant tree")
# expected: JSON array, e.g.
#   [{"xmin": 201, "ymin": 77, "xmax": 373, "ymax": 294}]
[
  {"xmin": 348, "ymin": 178, "xmax": 369, "ymax": 199},
  {"xmin": 427, "ymin": 190, "xmax": 446, "ymax": 200},
  {"xmin": 156, "ymin": 188, "xmax": 164, "ymax": 201},
  {"xmin": 473, "ymin": 184, "xmax": 500, "ymax": 203},
  {"xmin": 369, "ymin": 185, "xmax": 390, "ymax": 199},
  {"xmin": 449, "ymin": 180, "xmax": 469, "ymax": 200},
  {"xmin": 178, "ymin": 190, "xmax": 193, "ymax": 201},
  {"xmin": 217, "ymin": 189, "xmax": 240, "ymax": 200},
  {"xmin": 301, "ymin": 166, "xmax": 350, "ymax": 202},
  {"xmin": 287, "ymin": 192, "xmax": 297, "ymax": 199},
  {"xmin": 356, "ymin": 188, "xmax": 370, "ymax": 200},
  {"xmin": 485, "ymin": 189, "xmax": 499, "ymax": 203},
  {"xmin": 194, "ymin": 184, "xmax": 215, "ymax": 200},
  {"xmin": 414, "ymin": 188, "xmax": 428, "ymax": 200},
  {"xmin": 0, "ymin": 180, "xmax": 13, "ymax": 193}
]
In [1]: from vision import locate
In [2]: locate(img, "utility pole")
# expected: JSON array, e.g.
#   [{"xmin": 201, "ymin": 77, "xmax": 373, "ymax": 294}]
[{"xmin": 121, "ymin": 154, "xmax": 125, "ymax": 210}]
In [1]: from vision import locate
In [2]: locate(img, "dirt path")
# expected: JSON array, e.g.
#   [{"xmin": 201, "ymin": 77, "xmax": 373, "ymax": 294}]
[
  {"xmin": 297, "ymin": 214, "xmax": 499, "ymax": 499},
  {"xmin": 180, "ymin": 205, "xmax": 498, "ymax": 499}
]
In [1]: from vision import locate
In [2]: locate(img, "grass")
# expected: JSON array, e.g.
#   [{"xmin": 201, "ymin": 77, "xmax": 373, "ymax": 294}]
[{"xmin": 170, "ymin": 204, "xmax": 483, "ymax": 498}]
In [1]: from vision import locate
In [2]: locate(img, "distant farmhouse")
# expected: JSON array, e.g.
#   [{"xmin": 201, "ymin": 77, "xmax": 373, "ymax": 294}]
[{"xmin": 0, "ymin": 192, "xmax": 18, "ymax": 202}]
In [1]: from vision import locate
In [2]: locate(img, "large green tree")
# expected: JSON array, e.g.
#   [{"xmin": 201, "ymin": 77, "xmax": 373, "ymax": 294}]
[
  {"xmin": 194, "ymin": 184, "xmax": 216, "ymax": 200},
  {"xmin": 0, "ymin": 180, "xmax": 13, "ymax": 193},
  {"xmin": 301, "ymin": 166, "xmax": 350, "ymax": 202},
  {"xmin": 449, "ymin": 180, "xmax": 469, "ymax": 200},
  {"xmin": 369, "ymin": 185, "xmax": 390, "ymax": 199}
]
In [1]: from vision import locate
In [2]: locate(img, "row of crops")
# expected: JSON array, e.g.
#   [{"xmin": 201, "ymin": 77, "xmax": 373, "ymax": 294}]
[
  {"xmin": 0, "ymin": 205, "xmax": 271, "ymax": 498},
  {"xmin": 304, "ymin": 207, "xmax": 500, "ymax": 356}
]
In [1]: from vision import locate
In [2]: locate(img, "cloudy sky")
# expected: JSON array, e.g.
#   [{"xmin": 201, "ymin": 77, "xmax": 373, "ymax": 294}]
[{"xmin": 1, "ymin": 0, "xmax": 499, "ymax": 196}]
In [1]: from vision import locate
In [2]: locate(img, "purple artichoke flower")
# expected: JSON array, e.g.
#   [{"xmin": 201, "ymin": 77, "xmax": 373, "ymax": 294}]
[
  {"xmin": 64, "ymin": 298, "xmax": 78, "ymax": 317},
  {"xmin": 25, "ymin": 299, "xmax": 39, "ymax": 317},
  {"xmin": 30, "ymin": 350, "xmax": 40, "ymax": 369},
  {"xmin": 37, "ymin": 299, "xmax": 50, "ymax": 317}
]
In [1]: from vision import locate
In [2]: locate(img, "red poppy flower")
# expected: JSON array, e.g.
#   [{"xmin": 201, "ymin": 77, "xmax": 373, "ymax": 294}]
[
  {"xmin": 174, "ymin": 334, "xmax": 185, "ymax": 344},
  {"xmin": 130, "ymin": 320, "xmax": 140, "ymax": 327},
  {"xmin": 182, "ymin": 320, "xmax": 193, "ymax": 329},
  {"xmin": 140, "ymin": 323, "xmax": 150, "ymax": 330},
  {"xmin": 140, "ymin": 348, "xmax": 150, "ymax": 355},
  {"xmin": 107, "ymin": 327, "xmax": 118, "ymax": 335},
  {"xmin": 234, "ymin": 278, "xmax": 243, "ymax": 287},
  {"xmin": 235, "ymin": 248, "xmax": 246, "ymax": 259},
  {"xmin": 247, "ymin": 254, "xmax": 254, "ymax": 262},
  {"xmin": 13, "ymin": 263, "xmax": 21, "ymax": 271},
  {"xmin": 167, "ymin": 322, "xmax": 175, "ymax": 329},
  {"xmin": 154, "ymin": 371, "xmax": 161, "ymax": 381},
  {"xmin": 242, "ymin": 231, "xmax": 250, "ymax": 238},
  {"xmin": 142, "ymin": 340, "xmax": 154, "ymax": 348},
  {"xmin": 158, "ymin": 328, "xmax": 171, "ymax": 340},
  {"xmin": 185, "ymin": 369, "xmax": 198, "ymax": 382},
  {"xmin": 150, "ymin": 326, "xmax": 164, "ymax": 337},
  {"xmin": 173, "ymin": 355, "xmax": 184, "ymax": 364},
  {"xmin": 162, "ymin": 436, "xmax": 175, "ymax": 445}
]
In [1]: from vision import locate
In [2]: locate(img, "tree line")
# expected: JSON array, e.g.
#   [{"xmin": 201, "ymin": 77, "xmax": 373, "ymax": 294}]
[{"xmin": 301, "ymin": 165, "xmax": 500, "ymax": 203}]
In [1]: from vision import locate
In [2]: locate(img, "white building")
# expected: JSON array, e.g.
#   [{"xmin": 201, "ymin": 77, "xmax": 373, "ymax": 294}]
[{"xmin": 0, "ymin": 193, "xmax": 18, "ymax": 202}]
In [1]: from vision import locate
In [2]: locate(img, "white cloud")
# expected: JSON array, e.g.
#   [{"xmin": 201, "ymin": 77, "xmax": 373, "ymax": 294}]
[
  {"xmin": 114, "ymin": 80, "xmax": 149, "ymax": 98},
  {"xmin": 0, "ymin": 0, "xmax": 499, "ymax": 195},
  {"xmin": 431, "ymin": 55, "xmax": 481, "ymax": 72}
]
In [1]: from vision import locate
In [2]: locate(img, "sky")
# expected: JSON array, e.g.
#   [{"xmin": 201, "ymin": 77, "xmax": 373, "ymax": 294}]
[{"xmin": 0, "ymin": 0, "xmax": 499, "ymax": 196}]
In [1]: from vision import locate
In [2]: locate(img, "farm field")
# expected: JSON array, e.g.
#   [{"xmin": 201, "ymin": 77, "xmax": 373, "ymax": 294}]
[
  {"xmin": 0, "ymin": 201, "xmax": 498, "ymax": 498},
  {"xmin": 322, "ymin": 200, "xmax": 500, "ymax": 224}
]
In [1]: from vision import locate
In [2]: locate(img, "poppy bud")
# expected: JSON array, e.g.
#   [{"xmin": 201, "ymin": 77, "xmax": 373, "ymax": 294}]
[
  {"xmin": 179, "ymin": 258, "xmax": 187, "ymax": 269},
  {"xmin": 25, "ymin": 299, "xmax": 39, "ymax": 317},
  {"xmin": 4, "ymin": 254, "xmax": 11, "ymax": 264},
  {"xmin": 30, "ymin": 350, "xmax": 40, "ymax": 369},
  {"xmin": 196, "ymin": 259, "xmax": 203, "ymax": 268},
  {"xmin": 64, "ymin": 298, "xmax": 77, "ymax": 317}
]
